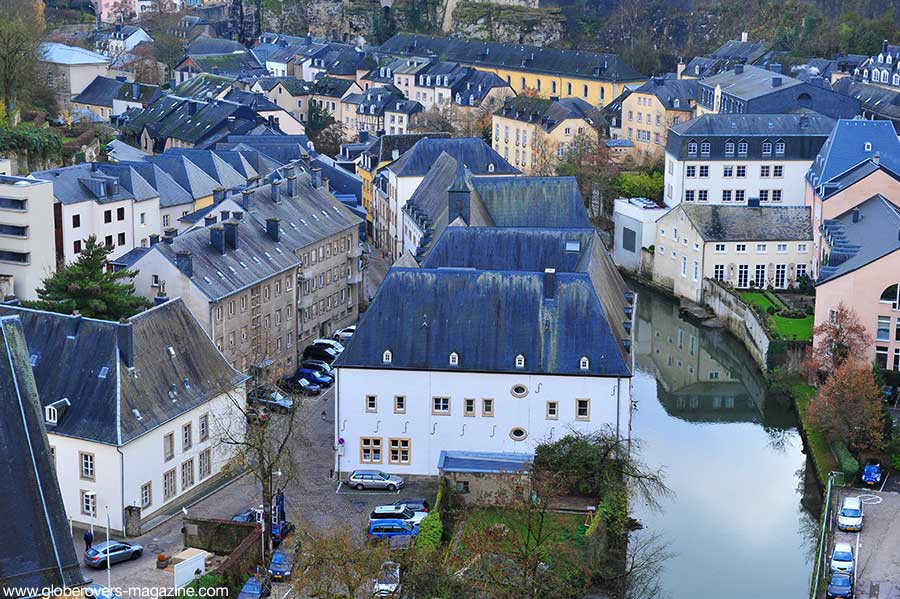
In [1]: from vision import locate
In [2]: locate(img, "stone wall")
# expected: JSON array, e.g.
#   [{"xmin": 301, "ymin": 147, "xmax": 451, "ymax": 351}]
[
  {"xmin": 450, "ymin": 2, "xmax": 565, "ymax": 45},
  {"xmin": 701, "ymin": 278, "xmax": 770, "ymax": 371},
  {"xmin": 182, "ymin": 517, "xmax": 258, "ymax": 555}
]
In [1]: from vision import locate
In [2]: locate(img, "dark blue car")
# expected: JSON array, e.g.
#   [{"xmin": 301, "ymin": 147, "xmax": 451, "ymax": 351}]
[
  {"xmin": 237, "ymin": 575, "xmax": 271, "ymax": 599},
  {"xmin": 296, "ymin": 367, "xmax": 333, "ymax": 387},
  {"xmin": 268, "ymin": 548, "xmax": 293, "ymax": 581},
  {"xmin": 826, "ymin": 572, "xmax": 853, "ymax": 598},
  {"xmin": 862, "ymin": 459, "xmax": 882, "ymax": 486},
  {"xmin": 367, "ymin": 519, "xmax": 418, "ymax": 541}
]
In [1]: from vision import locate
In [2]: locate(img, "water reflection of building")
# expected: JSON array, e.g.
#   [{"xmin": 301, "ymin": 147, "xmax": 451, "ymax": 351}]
[{"xmin": 634, "ymin": 286, "xmax": 769, "ymax": 423}]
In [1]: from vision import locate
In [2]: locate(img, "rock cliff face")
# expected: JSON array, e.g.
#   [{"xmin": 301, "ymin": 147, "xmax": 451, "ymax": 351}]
[{"xmin": 450, "ymin": 2, "xmax": 564, "ymax": 44}]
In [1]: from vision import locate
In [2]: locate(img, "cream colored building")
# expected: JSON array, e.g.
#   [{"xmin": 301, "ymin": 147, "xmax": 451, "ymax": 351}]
[
  {"xmin": 620, "ymin": 77, "xmax": 696, "ymax": 163},
  {"xmin": 652, "ymin": 203, "xmax": 813, "ymax": 302},
  {"xmin": 0, "ymin": 174, "xmax": 56, "ymax": 300}
]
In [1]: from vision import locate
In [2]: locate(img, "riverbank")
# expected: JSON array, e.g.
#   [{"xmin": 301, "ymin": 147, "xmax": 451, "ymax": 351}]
[{"xmin": 786, "ymin": 377, "xmax": 837, "ymax": 487}]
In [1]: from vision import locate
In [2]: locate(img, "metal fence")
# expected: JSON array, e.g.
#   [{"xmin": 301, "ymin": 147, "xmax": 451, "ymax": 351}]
[{"xmin": 810, "ymin": 471, "xmax": 846, "ymax": 598}]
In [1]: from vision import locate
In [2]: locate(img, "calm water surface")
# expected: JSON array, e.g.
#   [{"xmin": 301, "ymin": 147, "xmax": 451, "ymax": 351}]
[{"xmin": 630, "ymin": 287, "xmax": 819, "ymax": 599}]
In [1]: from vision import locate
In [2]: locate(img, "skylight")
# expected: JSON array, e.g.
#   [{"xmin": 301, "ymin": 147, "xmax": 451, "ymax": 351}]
[{"xmin": 98, "ymin": 366, "xmax": 110, "ymax": 379}]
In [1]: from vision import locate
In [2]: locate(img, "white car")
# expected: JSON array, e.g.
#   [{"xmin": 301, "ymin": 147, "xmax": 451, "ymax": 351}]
[
  {"xmin": 372, "ymin": 560, "xmax": 401, "ymax": 597},
  {"xmin": 335, "ymin": 325, "xmax": 356, "ymax": 342},
  {"xmin": 370, "ymin": 504, "xmax": 427, "ymax": 525},
  {"xmin": 837, "ymin": 496, "xmax": 863, "ymax": 532},
  {"xmin": 830, "ymin": 542, "xmax": 854, "ymax": 575},
  {"xmin": 312, "ymin": 338, "xmax": 345, "ymax": 353}
]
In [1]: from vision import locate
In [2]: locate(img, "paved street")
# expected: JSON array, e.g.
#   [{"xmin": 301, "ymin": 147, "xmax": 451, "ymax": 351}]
[
  {"xmin": 831, "ymin": 488, "xmax": 900, "ymax": 599},
  {"xmin": 73, "ymin": 380, "xmax": 435, "ymax": 593}
]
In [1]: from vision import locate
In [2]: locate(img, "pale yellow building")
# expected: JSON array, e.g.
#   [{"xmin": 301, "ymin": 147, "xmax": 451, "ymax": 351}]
[{"xmin": 620, "ymin": 77, "xmax": 697, "ymax": 163}]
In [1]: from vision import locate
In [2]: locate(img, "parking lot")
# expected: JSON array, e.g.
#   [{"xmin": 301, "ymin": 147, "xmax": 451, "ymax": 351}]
[{"xmin": 829, "ymin": 487, "xmax": 900, "ymax": 599}]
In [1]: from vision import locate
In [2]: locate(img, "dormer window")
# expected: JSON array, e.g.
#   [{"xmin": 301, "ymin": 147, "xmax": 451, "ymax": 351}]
[
  {"xmin": 449, "ymin": 352, "xmax": 459, "ymax": 366},
  {"xmin": 45, "ymin": 405, "xmax": 57, "ymax": 424},
  {"xmin": 382, "ymin": 350, "xmax": 392, "ymax": 364},
  {"xmin": 724, "ymin": 141, "xmax": 735, "ymax": 155},
  {"xmin": 687, "ymin": 141, "xmax": 698, "ymax": 155},
  {"xmin": 515, "ymin": 354, "xmax": 525, "ymax": 369},
  {"xmin": 488, "ymin": 163, "xmax": 495, "ymax": 173},
  {"xmin": 579, "ymin": 356, "xmax": 590, "ymax": 371},
  {"xmin": 762, "ymin": 141, "xmax": 772, "ymax": 155},
  {"xmin": 880, "ymin": 54, "xmax": 885, "ymax": 63},
  {"xmin": 865, "ymin": 142, "xmax": 872, "ymax": 152},
  {"xmin": 775, "ymin": 140, "xmax": 785, "ymax": 155},
  {"xmin": 673, "ymin": 98, "xmax": 680, "ymax": 108}
]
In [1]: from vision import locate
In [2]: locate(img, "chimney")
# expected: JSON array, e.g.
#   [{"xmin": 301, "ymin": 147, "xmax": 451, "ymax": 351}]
[
  {"xmin": 748, "ymin": 197, "xmax": 761, "ymax": 208},
  {"xmin": 311, "ymin": 168, "xmax": 323, "ymax": 188},
  {"xmin": 232, "ymin": 211, "xmax": 244, "ymax": 221},
  {"xmin": 213, "ymin": 187, "xmax": 226, "ymax": 203},
  {"xmin": 149, "ymin": 233, "xmax": 160, "ymax": 246},
  {"xmin": 772, "ymin": 76, "xmax": 782, "ymax": 87},
  {"xmin": 210, "ymin": 225, "xmax": 226, "ymax": 254},
  {"xmin": 734, "ymin": 64, "xmax": 744, "ymax": 74},
  {"xmin": 874, "ymin": 152, "xmax": 881, "ymax": 165},
  {"xmin": 116, "ymin": 320, "xmax": 134, "ymax": 368},
  {"xmin": 359, "ymin": 131, "xmax": 369, "ymax": 143},
  {"xmin": 162, "ymin": 227, "xmax": 177, "ymax": 244},
  {"xmin": 286, "ymin": 175, "xmax": 297, "ymax": 198},
  {"xmin": 153, "ymin": 295, "xmax": 168, "ymax": 306},
  {"xmin": 176, "ymin": 250, "xmax": 193, "ymax": 277},
  {"xmin": 741, "ymin": 31, "xmax": 748, "ymax": 42},
  {"xmin": 543, "ymin": 268, "xmax": 556, "ymax": 299},
  {"xmin": 242, "ymin": 188, "xmax": 254, "ymax": 212},
  {"xmin": 223, "ymin": 220, "xmax": 239, "ymax": 250},
  {"xmin": 220, "ymin": 209, "xmax": 230, "ymax": 221},
  {"xmin": 770, "ymin": 63, "xmax": 782, "ymax": 74},
  {"xmin": 284, "ymin": 164, "xmax": 295, "ymax": 178},
  {"xmin": 852, "ymin": 208, "xmax": 861, "ymax": 223},
  {"xmin": 447, "ymin": 172, "xmax": 470, "ymax": 224},
  {"xmin": 266, "ymin": 217, "xmax": 280, "ymax": 241},
  {"xmin": 271, "ymin": 179, "xmax": 281, "ymax": 203},
  {"xmin": 68, "ymin": 312, "xmax": 83, "ymax": 338},
  {"xmin": 676, "ymin": 60, "xmax": 686, "ymax": 79},
  {"xmin": 204, "ymin": 215, "xmax": 217, "ymax": 227},
  {"xmin": 105, "ymin": 178, "xmax": 119, "ymax": 196},
  {"xmin": 884, "ymin": 40, "xmax": 889, "ymax": 55}
]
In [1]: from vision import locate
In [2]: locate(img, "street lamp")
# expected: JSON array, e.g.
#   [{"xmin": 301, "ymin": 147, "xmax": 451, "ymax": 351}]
[{"xmin": 105, "ymin": 505, "xmax": 111, "ymax": 590}]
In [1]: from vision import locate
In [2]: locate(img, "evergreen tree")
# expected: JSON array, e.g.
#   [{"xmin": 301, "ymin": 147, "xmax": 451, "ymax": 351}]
[{"xmin": 27, "ymin": 236, "xmax": 151, "ymax": 321}]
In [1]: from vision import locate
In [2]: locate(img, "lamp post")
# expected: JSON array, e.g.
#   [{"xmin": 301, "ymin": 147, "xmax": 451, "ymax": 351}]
[{"xmin": 105, "ymin": 505, "xmax": 111, "ymax": 590}]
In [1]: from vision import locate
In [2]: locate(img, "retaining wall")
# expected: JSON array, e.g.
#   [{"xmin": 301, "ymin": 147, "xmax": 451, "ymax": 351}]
[{"xmin": 701, "ymin": 279, "xmax": 770, "ymax": 371}]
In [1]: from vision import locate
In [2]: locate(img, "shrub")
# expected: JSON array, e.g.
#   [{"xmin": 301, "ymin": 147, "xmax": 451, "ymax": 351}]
[
  {"xmin": 832, "ymin": 442, "xmax": 859, "ymax": 481},
  {"xmin": 416, "ymin": 512, "xmax": 443, "ymax": 553},
  {"xmin": 891, "ymin": 454, "xmax": 900, "ymax": 471},
  {"xmin": 766, "ymin": 305, "xmax": 776, "ymax": 315}
]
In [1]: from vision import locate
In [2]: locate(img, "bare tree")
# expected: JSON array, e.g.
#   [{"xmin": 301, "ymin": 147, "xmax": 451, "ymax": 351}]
[
  {"xmin": 0, "ymin": 0, "xmax": 43, "ymax": 114},
  {"xmin": 291, "ymin": 526, "xmax": 391, "ymax": 598}
]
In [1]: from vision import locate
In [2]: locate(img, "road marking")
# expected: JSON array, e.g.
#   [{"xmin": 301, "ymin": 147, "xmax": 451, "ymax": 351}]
[
  {"xmin": 855, "ymin": 529, "xmax": 861, "ymax": 588},
  {"xmin": 880, "ymin": 472, "xmax": 890, "ymax": 493},
  {"xmin": 858, "ymin": 494, "xmax": 883, "ymax": 505}
]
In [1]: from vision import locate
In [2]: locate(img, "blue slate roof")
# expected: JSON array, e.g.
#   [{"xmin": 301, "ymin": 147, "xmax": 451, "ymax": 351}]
[
  {"xmin": 437, "ymin": 451, "xmax": 533, "ymax": 474},
  {"xmin": 682, "ymin": 205, "xmax": 812, "ymax": 241},
  {"xmin": 337, "ymin": 266, "xmax": 631, "ymax": 377},
  {"xmin": 0, "ymin": 316, "xmax": 86, "ymax": 594},
  {"xmin": 73, "ymin": 75, "xmax": 124, "ymax": 108},
  {"xmin": 311, "ymin": 155, "xmax": 362, "ymax": 202},
  {"xmin": 806, "ymin": 119, "xmax": 900, "ymax": 196},
  {"xmin": 0, "ymin": 300, "xmax": 246, "ymax": 446},
  {"xmin": 471, "ymin": 176, "xmax": 591, "ymax": 228},
  {"xmin": 817, "ymin": 194, "xmax": 900, "ymax": 283},
  {"xmin": 109, "ymin": 246, "xmax": 149, "ymax": 270},
  {"xmin": 389, "ymin": 137, "xmax": 517, "ymax": 177},
  {"xmin": 633, "ymin": 77, "xmax": 697, "ymax": 111}
]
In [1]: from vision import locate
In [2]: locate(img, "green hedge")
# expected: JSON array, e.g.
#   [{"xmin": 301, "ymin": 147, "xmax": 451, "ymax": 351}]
[
  {"xmin": 416, "ymin": 512, "xmax": 443, "ymax": 553},
  {"xmin": 832, "ymin": 442, "xmax": 859, "ymax": 481}
]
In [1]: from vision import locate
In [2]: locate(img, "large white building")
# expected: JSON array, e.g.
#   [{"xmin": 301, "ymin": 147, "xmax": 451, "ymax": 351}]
[
  {"xmin": 0, "ymin": 171, "xmax": 56, "ymax": 300},
  {"xmin": 335, "ymin": 225, "xmax": 634, "ymax": 477},
  {"xmin": 0, "ymin": 300, "xmax": 247, "ymax": 534},
  {"xmin": 663, "ymin": 113, "xmax": 836, "ymax": 208}
]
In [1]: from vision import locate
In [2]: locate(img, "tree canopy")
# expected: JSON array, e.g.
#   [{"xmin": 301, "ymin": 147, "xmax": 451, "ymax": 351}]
[
  {"xmin": 0, "ymin": 0, "xmax": 44, "ymax": 113},
  {"xmin": 808, "ymin": 361, "xmax": 884, "ymax": 452},
  {"xmin": 26, "ymin": 236, "xmax": 151, "ymax": 321}
]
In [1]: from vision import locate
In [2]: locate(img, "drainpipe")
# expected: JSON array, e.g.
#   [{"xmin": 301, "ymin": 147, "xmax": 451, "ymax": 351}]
[
  {"xmin": 117, "ymin": 446, "xmax": 125, "ymax": 536},
  {"xmin": 335, "ymin": 368, "xmax": 341, "ymax": 481}
]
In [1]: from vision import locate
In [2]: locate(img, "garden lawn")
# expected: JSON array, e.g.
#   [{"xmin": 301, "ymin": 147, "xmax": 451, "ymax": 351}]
[
  {"xmin": 739, "ymin": 292, "xmax": 813, "ymax": 341},
  {"xmin": 453, "ymin": 508, "xmax": 587, "ymax": 565}
]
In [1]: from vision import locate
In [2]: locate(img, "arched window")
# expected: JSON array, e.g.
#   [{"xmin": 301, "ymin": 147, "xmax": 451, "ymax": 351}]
[
  {"xmin": 893, "ymin": 74, "xmax": 899, "ymax": 86},
  {"xmin": 449, "ymin": 352, "xmax": 459, "ymax": 366},
  {"xmin": 579, "ymin": 356, "xmax": 590, "ymax": 371},
  {"xmin": 880, "ymin": 284, "xmax": 899, "ymax": 307},
  {"xmin": 515, "ymin": 354, "xmax": 525, "ymax": 368},
  {"xmin": 724, "ymin": 140, "xmax": 735, "ymax": 155},
  {"xmin": 45, "ymin": 406, "xmax": 57, "ymax": 424},
  {"xmin": 673, "ymin": 98, "xmax": 680, "ymax": 108},
  {"xmin": 382, "ymin": 350, "xmax": 392, "ymax": 364},
  {"xmin": 775, "ymin": 140, "xmax": 785, "ymax": 155},
  {"xmin": 762, "ymin": 140, "xmax": 772, "ymax": 155},
  {"xmin": 865, "ymin": 142, "xmax": 873, "ymax": 152},
  {"xmin": 488, "ymin": 163, "xmax": 495, "ymax": 173},
  {"xmin": 687, "ymin": 141, "xmax": 698, "ymax": 155}
]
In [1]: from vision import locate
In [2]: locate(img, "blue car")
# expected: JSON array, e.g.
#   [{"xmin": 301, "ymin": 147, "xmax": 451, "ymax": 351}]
[
  {"xmin": 296, "ymin": 367, "xmax": 333, "ymax": 387},
  {"xmin": 826, "ymin": 572, "xmax": 853, "ymax": 598},
  {"xmin": 367, "ymin": 519, "xmax": 418, "ymax": 541},
  {"xmin": 862, "ymin": 459, "xmax": 883, "ymax": 486},
  {"xmin": 268, "ymin": 548, "xmax": 293, "ymax": 581},
  {"xmin": 237, "ymin": 575, "xmax": 271, "ymax": 599}
]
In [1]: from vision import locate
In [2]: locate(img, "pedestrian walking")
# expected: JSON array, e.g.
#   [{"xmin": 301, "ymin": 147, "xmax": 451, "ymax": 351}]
[
  {"xmin": 83, "ymin": 529, "xmax": 93, "ymax": 552},
  {"xmin": 321, "ymin": 410, "xmax": 327, "ymax": 421}
]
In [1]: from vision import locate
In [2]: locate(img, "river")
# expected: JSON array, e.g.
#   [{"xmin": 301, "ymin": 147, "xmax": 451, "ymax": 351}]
[{"xmin": 630, "ymin": 286, "xmax": 820, "ymax": 598}]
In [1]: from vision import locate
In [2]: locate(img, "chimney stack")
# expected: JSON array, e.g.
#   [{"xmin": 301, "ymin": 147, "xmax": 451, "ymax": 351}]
[
  {"xmin": 741, "ymin": 31, "xmax": 748, "ymax": 42},
  {"xmin": 271, "ymin": 179, "xmax": 281, "ymax": 203},
  {"xmin": 311, "ymin": 168, "xmax": 323, "ymax": 189},
  {"xmin": 266, "ymin": 217, "xmax": 280, "ymax": 241},
  {"xmin": 162, "ymin": 227, "xmax": 177, "ymax": 244},
  {"xmin": 772, "ymin": 76, "xmax": 782, "ymax": 87},
  {"xmin": 176, "ymin": 250, "xmax": 193, "ymax": 277},
  {"xmin": 149, "ymin": 233, "xmax": 160, "ymax": 246},
  {"xmin": 734, "ymin": 64, "xmax": 744, "ymax": 74},
  {"xmin": 852, "ymin": 208, "xmax": 861, "ymax": 223},
  {"xmin": 242, "ymin": 188, "xmax": 254, "ymax": 212},
  {"xmin": 210, "ymin": 225, "xmax": 226, "ymax": 254},
  {"xmin": 874, "ymin": 151, "xmax": 881, "ymax": 165},
  {"xmin": 116, "ymin": 321, "xmax": 134, "ymax": 368},
  {"xmin": 213, "ymin": 187, "xmax": 226, "ymax": 203},
  {"xmin": 204, "ymin": 215, "xmax": 217, "ymax": 227},
  {"xmin": 223, "ymin": 220, "xmax": 239, "ymax": 250},
  {"xmin": 220, "ymin": 209, "xmax": 230, "ymax": 221},
  {"xmin": 770, "ymin": 63, "xmax": 782, "ymax": 74},
  {"xmin": 232, "ymin": 211, "xmax": 244, "ymax": 221},
  {"xmin": 543, "ymin": 268, "xmax": 557, "ymax": 299}
]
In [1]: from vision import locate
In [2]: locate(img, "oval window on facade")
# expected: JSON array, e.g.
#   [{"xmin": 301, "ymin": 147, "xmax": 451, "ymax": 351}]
[
  {"xmin": 511, "ymin": 384, "xmax": 528, "ymax": 398},
  {"xmin": 509, "ymin": 427, "xmax": 528, "ymax": 441}
]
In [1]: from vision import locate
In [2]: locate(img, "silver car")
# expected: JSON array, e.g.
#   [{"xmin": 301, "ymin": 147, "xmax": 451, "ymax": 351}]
[
  {"xmin": 372, "ymin": 560, "xmax": 401, "ymax": 597},
  {"xmin": 84, "ymin": 540, "xmax": 143, "ymax": 568},
  {"xmin": 348, "ymin": 470, "xmax": 405, "ymax": 491},
  {"xmin": 830, "ymin": 542, "xmax": 855, "ymax": 575},
  {"xmin": 837, "ymin": 496, "xmax": 863, "ymax": 532}
]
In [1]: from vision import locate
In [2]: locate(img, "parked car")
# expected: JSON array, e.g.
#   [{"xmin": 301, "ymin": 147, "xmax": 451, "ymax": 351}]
[
  {"xmin": 349, "ymin": 470, "xmax": 405, "ymax": 491},
  {"xmin": 393, "ymin": 498, "xmax": 430, "ymax": 513},
  {"xmin": 301, "ymin": 359, "xmax": 334, "ymax": 375},
  {"xmin": 830, "ymin": 542, "xmax": 855, "ymax": 575},
  {"xmin": 268, "ymin": 547, "xmax": 293, "ymax": 582},
  {"xmin": 303, "ymin": 345, "xmax": 339, "ymax": 364},
  {"xmin": 296, "ymin": 367, "xmax": 333, "ymax": 387},
  {"xmin": 334, "ymin": 325, "xmax": 356, "ymax": 343},
  {"xmin": 249, "ymin": 385, "xmax": 294, "ymax": 413},
  {"xmin": 372, "ymin": 560, "xmax": 401, "ymax": 597},
  {"xmin": 271, "ymin": 520, "xmax": 295, "ymax": 546},
  {"xmin": 837, "ymin": 496, "xmax": 864, "ymax": 532},
  {"xmin": 280, "ymin": 375, "xmax": 321, "ymax": 396},
  {"xmin": 370, "ymin": 505, "xmax": 427, "ymax": 525},
  {"xmin": 245, "ymin": 406, "xmax": 269, "ymax": 423},
  {"xmin": 826, "ymin": 572, "xmax": 854, "ymax": 598},
  {"xmin": 232, "ymin": 508, "xmax": 258, "ymax": 523},
  {"xmin": 237, "ymin": 575, "xmax": 271, "ymax": 599},
  {"xmin": 83, "ymin": 540, "xmax": 143, "ymax": 568},
  {"xmin": 367, "ymin": 519, "xmax": 418, "ymax": 541},
  {"xmin": 312, "ymin": 338, "xmax": 345, "ymax": 353},
  {"xmin": 862, "ymin": 459, "xmax": 882, "ymax": 486}
]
